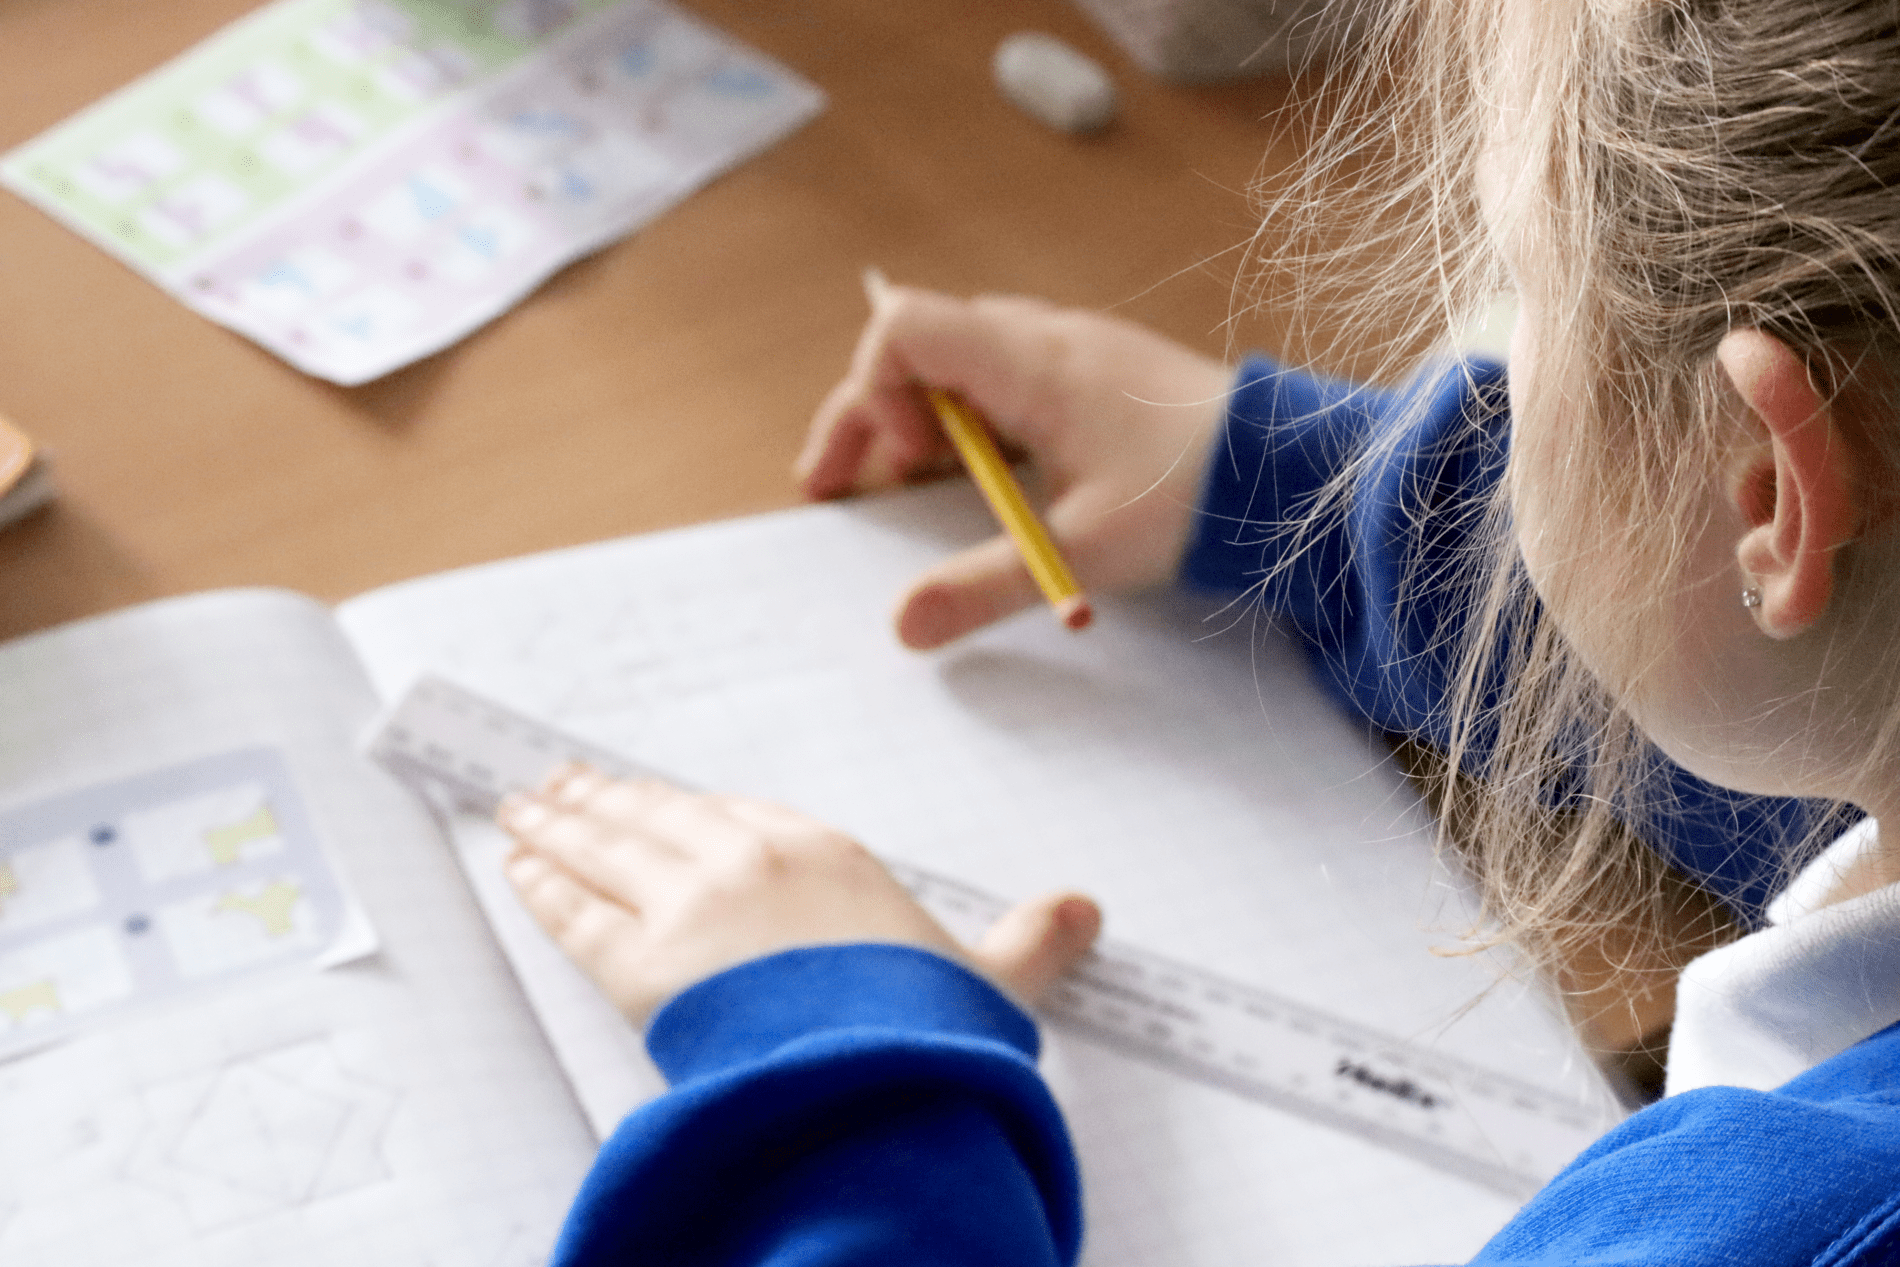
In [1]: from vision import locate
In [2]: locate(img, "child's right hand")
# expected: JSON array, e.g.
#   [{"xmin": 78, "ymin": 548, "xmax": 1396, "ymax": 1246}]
[{"xmin": 797, "ymin": 280, "xmax": 1234, "ymax": 649}]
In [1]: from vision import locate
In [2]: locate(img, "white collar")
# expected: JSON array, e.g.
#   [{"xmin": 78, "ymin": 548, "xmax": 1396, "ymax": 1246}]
[{"xmin": 1665, "ymin": 818, "xmax": 1900, "ymax": 1096}]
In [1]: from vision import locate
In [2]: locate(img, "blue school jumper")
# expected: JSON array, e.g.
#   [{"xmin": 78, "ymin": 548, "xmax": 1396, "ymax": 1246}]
[
  {"xmin": 549, "ymin": 359, "xmax": 1898, "ymax": 1265},
  {"xmin": 555, "ymin": 942, "xmax": 1900, "ymax": 1266}
]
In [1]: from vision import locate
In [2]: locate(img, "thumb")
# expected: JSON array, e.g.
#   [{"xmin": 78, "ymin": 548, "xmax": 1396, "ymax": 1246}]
[
  {"xmin": 894, "ymin": 534, "xmax": 1047, "ymax": 650},
  {"xmin": 971, "ymin": 891, "xmax": 1102, "ymax": 1007}
]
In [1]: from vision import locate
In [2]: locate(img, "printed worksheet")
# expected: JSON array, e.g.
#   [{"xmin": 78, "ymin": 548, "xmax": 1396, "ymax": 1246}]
[
  {"xmin": 0, "ymin": 0, "xmax": 824, "ymax": 384},
  {"xmin": 0, "ymin": 748, "xmax": 374, "ymax": 1060}
]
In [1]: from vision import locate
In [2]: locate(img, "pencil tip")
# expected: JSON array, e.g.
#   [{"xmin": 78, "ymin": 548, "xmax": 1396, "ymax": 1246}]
[{"xmin": 1059, "ymin": 596, "xmax": 1093, "ymax": 631}]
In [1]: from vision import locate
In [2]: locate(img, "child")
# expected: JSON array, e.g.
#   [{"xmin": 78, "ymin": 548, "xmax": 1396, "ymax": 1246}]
[{"xmin": 499, "ymin": 0, "xmax": 1900, "ymax": 1260}]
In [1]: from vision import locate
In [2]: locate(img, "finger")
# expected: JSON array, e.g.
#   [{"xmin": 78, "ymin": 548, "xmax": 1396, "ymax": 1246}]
[
  {"xmin": 805, "ymin": 386, "xmax": 950, "ymax": 497},
  {"xmin": 794, "ymin": 265, "xmax": 898, "ymax": 494},
  {"xmin": 566, "ymin": 776, "xmax": 691, "ymax": 835},
  {"xmin": 541, "ymin": 763, "xmax": 616, "ymax": 807},
  {"xmin": 506, "ymin": 850, "xmax": 651, "ymax": 1013},
  {"xmin": 798, "ymin": 286, "xmax": 1071, "ymax": 500},
  {"xmin": 529, "ymin": 775, "xmax": 706, "ymax": 866},
  {"xmin": 793, "ymin": 395, "xmax": 875, "ymax": 498},
  {"xmin": 506, "ymin": 847, "xmax": 634, "ymax": 935},
  {"xmin": 499, "ymin": 795, "xmax": 677, "ymax": 904},
  {"xmin": 897, "ymin": 476, "xmax": 1167, "ymax": 649},
  {"xmin": 797, "ymin": 300, "xmax": 943, "ymax": 498},
  {"xmin": 549, "ymin": 782, "xmax": 775, "ymax": 870},
  {"xmin": 893, "ymin": 534, "xmax": 1046, "ymax": 650},
  {"xmin": 790, "ymin": 359, "xmax": 938, "ymax": 497},
  {"xmin": 970, "ymin": 892, "xmax": 1102, "ymax": 1007}
]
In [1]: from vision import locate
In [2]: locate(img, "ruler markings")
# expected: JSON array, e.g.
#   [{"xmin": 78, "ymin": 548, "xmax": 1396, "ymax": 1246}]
[{"xmin": 366, "ymin": 674, "xmax": 1605, "ymax": 1198}]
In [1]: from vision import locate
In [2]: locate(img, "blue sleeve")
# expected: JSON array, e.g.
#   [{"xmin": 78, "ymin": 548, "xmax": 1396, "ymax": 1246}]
[
  {"xmin": 1469, "ymin": 1021, "xmax": 1900, "ymax": 1265},
  {"xmin": 551, "ymin": 944, "xmax": 1081, "ymax": 1267},
  {"xmin": 1180, "ymin": 354, "xmax": 1834, "ymax": 922},
  {"xmin": 1183, "ymin": 356, "xmax": 1509, "ymax": 743}
]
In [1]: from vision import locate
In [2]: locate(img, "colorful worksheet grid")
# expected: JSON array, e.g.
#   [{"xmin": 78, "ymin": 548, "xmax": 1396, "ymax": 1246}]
[
  {"xmin": 0, "ymin": 747, "xmax": 358, "ymax": 1060},
  {"xmin": 0, "ymin": 0, "xmax": 824, "ymax": 383}
]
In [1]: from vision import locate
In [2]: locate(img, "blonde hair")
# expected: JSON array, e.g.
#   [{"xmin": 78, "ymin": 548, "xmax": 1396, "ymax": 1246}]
[{"xmin": 1246, "ymin": 0, "xmax": 1898, "ymax": 977}]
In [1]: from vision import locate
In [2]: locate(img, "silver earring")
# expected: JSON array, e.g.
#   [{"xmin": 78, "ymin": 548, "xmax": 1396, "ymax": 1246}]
[{"xmin": 1742, "ymin": 587, "xmax": 1763, "ymax": 610}]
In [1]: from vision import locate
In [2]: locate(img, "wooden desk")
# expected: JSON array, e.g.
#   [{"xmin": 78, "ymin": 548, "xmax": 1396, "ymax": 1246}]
[
  {"xmin": 0, "ymin": 0, "xmax": 1298, "ymax": 639},
  {"xmin": 0, "ymin": 0, "xmax": 1703, "ymax": 1069}
]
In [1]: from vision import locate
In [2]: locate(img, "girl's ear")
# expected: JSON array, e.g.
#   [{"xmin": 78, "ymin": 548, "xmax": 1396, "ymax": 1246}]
[{"xmin": 1716, "ymin": 329, "xmax": 1861, "ymax": 640}]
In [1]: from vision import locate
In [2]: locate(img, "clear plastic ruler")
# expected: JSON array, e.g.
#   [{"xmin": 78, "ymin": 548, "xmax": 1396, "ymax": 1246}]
[{"xmin": 367, "ymin": 674, "xmax": 1606, "ymax": 1198}]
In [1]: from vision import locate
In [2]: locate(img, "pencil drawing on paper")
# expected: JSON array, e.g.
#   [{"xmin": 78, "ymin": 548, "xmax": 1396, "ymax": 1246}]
[{"xmin": 122, "ymin": 1037, "xmax": 401, "ymax": 1231}]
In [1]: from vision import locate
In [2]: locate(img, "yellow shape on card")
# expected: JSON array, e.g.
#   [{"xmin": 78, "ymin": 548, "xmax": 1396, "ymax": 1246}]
[
  {"xmin": 0, "ymin": 861, "xmax": 16, "ymax": 902},
  {"xmin": 203, "ymin": 803, "xmax": 278, "ymax": 865},
  {"xmin": 216, "ymin": 881, "xmax": 301, "ymax": 937},
  {"xmin": 0, "ymin": 979, "xmax": 60, "ymax": 1022}
]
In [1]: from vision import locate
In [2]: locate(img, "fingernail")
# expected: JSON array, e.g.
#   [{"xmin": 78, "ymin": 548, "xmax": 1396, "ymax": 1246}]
[
  {"xmin": 1056, "ymin": 897, "xmax": 1100, "ymax": 936},
  {"xmin": 498, "ymin": 795, "xmax": 548, "ymax": 830},
  {"xmin": 861, "ymin": 265, "xmax": 892, "ymax": 309},
  {"xmin": 541, "ymin": 761, "xmax": 581, "ymax": 793},
  {"xmin": 896, "ymin": 584, "xmax": 960, "ymax": 651},
  {"xmin": 547, "ymin": 762, "xmax": 601, "ymax": 805}
]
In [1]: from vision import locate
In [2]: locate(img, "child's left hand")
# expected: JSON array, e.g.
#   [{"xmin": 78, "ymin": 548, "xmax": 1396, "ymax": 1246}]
[{"xmin": 498, "ymin": 767, "xmax": 1103, "ymax": 1025}]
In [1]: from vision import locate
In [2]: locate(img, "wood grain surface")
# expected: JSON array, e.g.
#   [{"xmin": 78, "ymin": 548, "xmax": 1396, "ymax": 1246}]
[
  {"xmin": 0, "ymin": 0, "xmax": 1299, "ymax": 638},
  {"xmin": 0, "ymin": 1, "xmax": 1697, "ymax": 1063}
]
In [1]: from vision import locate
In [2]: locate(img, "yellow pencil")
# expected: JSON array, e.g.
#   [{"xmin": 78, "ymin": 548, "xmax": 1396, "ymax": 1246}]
[{"xmin": 926, "ymin": 387, "xmax": 1093, "ymax": 632}]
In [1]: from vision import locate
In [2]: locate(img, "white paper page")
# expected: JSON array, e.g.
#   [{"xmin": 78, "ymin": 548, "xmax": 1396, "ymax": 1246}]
[
  {"xmin": 339, "ymin": 485, "xmax": 1621, "ymax": 1267},
  {"xmin": 445, "ymin": 811, "xmax": 668, "ymax": 1131},
  {"xmin": 0, "ymin": 0, "xmax": 823, "ymax": 385},
  {"xmin": 0, "ymin": 590, "xmax": 597, "ymax": 1267}
]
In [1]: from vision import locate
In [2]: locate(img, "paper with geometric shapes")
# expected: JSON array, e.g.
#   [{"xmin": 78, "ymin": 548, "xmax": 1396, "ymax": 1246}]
[
  {"xmin": 0, "ymin": 0, "xmax": 823, "ymax": 384},
  {"xmin": 0, "ymin": 1016, "xmax": 571, "ymax": 1266},
  {"xmin": 118, "ymin": 1036, "xmax": 402, "ymax": 1232},
  {"xmin": 0, "ymin": 747, "xmax": 373, "ymax": 1060}
]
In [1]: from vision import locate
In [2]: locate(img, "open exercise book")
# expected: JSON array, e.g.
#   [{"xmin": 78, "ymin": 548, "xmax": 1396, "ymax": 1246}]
[{"xmin": 0, "ymin": 482, "xmax": 1620, "ymax": 1267}]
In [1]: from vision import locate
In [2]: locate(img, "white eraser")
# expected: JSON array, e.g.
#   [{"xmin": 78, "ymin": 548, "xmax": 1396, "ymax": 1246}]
[{"xmin": 992, "ymin": 32, "xmax": 1117, "ymax": 134}]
